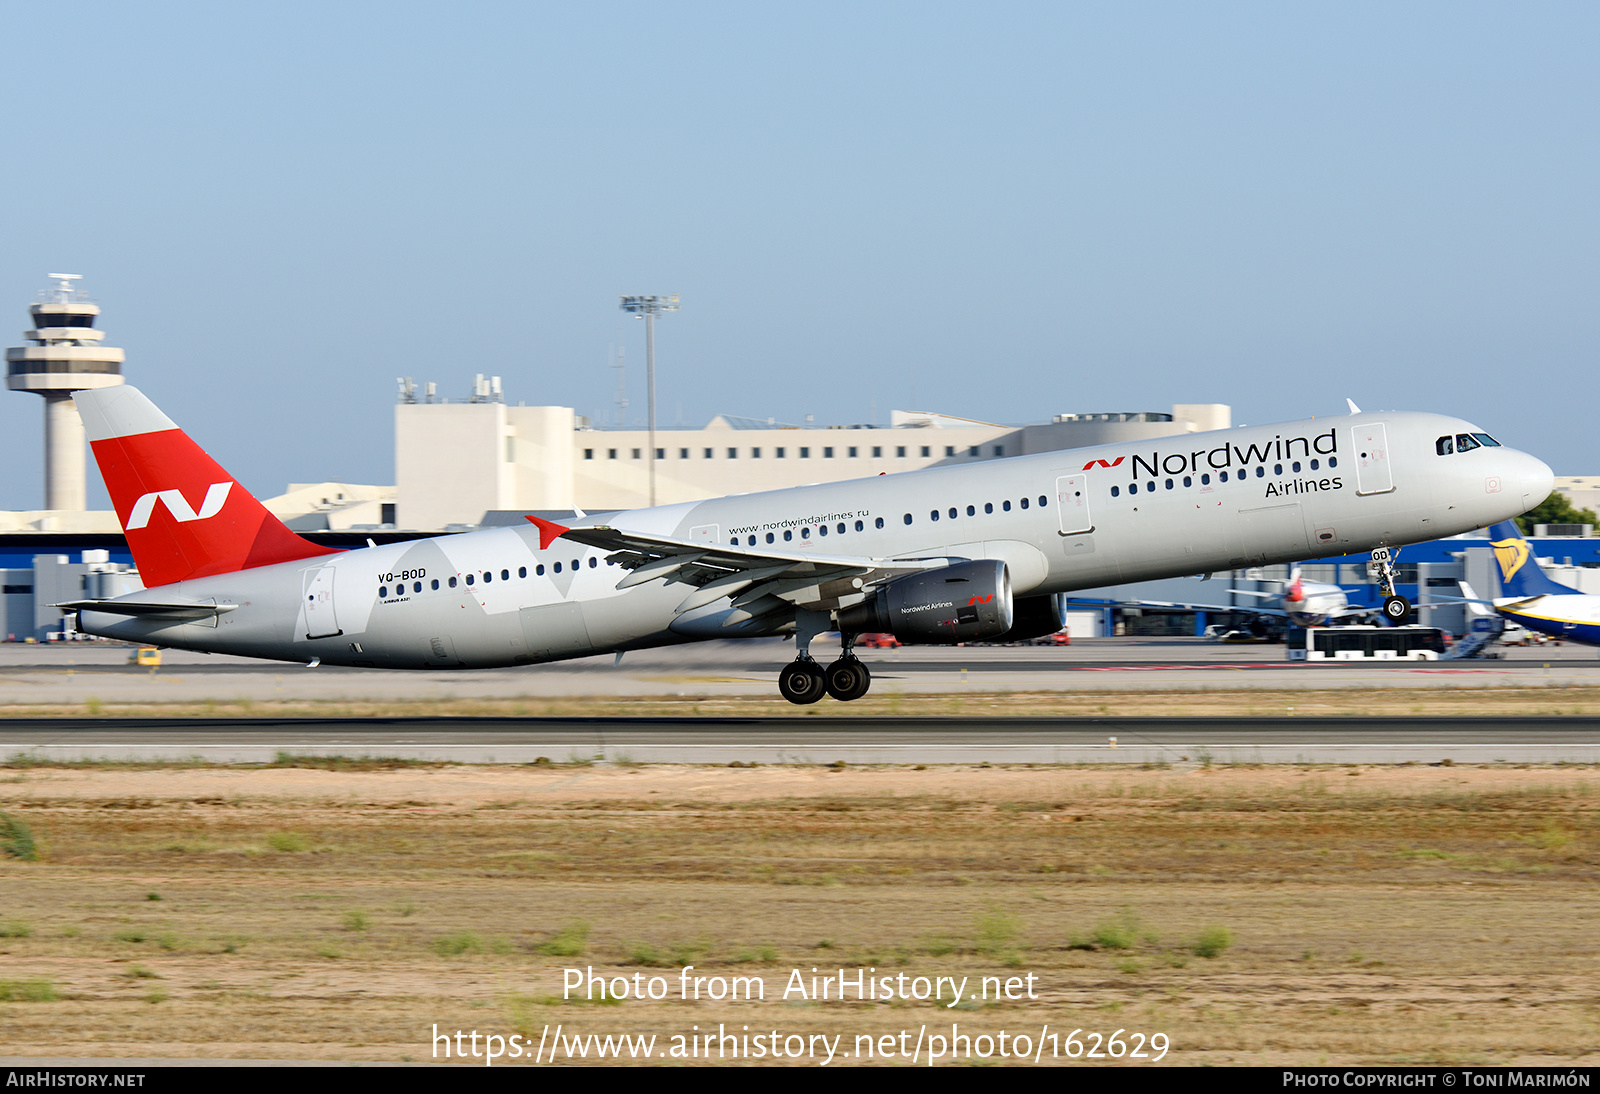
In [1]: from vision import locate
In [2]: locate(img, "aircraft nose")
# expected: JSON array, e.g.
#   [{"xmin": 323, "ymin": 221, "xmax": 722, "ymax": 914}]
[{"xmin": 1511, "ymin": 450, "xmax": 1555, "ymax": 508}]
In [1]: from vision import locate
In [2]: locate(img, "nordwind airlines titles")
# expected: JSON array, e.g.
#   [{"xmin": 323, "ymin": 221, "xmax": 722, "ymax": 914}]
[{"xmin": 62, "ymin": 385, "xmax": 1552, "ymax": 703}]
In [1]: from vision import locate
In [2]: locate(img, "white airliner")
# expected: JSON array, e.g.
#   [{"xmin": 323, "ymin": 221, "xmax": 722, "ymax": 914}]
[
  {"xmin": 62, "ymin": 386, "xmax": 1553, "ymax": 703},
  {"xmin": 1129, "ymin": 566, "xmax": 1376, "ymax": 629}
]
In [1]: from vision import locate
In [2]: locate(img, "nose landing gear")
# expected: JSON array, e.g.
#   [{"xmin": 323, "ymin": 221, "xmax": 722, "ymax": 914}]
[{"xmin": 1369, "ymin": 546, "xmax": 1412, "ymax": 623}]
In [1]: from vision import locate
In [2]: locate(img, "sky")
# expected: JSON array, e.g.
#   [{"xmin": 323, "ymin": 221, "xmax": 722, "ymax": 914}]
[{"xmin": 2, "ymin": 1, "xmax": 1597, "ymax": 511}]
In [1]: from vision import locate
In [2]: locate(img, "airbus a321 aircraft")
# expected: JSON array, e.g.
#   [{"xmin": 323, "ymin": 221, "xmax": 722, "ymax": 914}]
[{"xmin": 62, "ymin": 386, "xmax": 1552, "ymax": 703}]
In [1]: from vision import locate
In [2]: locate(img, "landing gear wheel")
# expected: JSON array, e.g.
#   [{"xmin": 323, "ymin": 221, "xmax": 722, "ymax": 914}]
[
  {"xmin": 824, "ymin": 657, "xmax": 872, "ymax": 702},
  {"xmin": 1383, "ymin": 595, "xmax": 1412, "ymax": 623},
  {"xmin": 778, "ymin": 659, "xmax": 827, "ymax": 705}
]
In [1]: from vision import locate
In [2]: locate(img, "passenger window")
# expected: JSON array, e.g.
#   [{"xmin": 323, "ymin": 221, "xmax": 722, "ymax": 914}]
[
  {"xmin": 379, "ymin": 585, "xmax": 387, "ymax": 598},
  {"xmin": 801, "ymin": 527, "xmax": 810, "ymax": 539},
  {"xmin": 902, "ymin": 514, "xmax": 912, "ymax": 525},
  {"xmin": 966, "ymin": 505, "xmax": 975, "ymax": 516},
  {"xmin": 551, "ymin": 564, "xmax": 560, "ymax": 574},
  {"xmin": 984, "ymin": 503, "xmax": 992, "ymax": 514},
  {"xmin": 571, "ymin": 559, "xmax": 579, "ymax": 570},
  {"xmin": 949, "ymin": 507, "xmax": 957, "ymax": 519},
  {"xmin": 1039, "ymin": 495, "xmax": 1047, "ymax": 506},
  {"xmin": 1182, "ymin": 476, "xmax": 1191, "ymax": 487},
  {"xmin": 483, "ymin": 572, "xmax": 492, "ymax": 583},
  {"xmin": 874, "ymin": 518, "xmax": 884, "ymax": 529},
  {"xmin": 589, "ymin": 558, "xmax": 597, "ymax": 568},
  {"xmin": 1256, "ymin": 467, "xmax": 1265, "ymax": 478},
  {"xmin": 449, "ymin": 576, "xmax": 458, "ymax": 587},
  {"xmin": 931, "ymin": 510, "xmax": 940, "ymax": 521},
  {"xmin": 819, "ymin": 524, "xmax": 828, "ymax": 536},
  {"xmin": 1220, "ymin": 471, "xmax": 1229, "ymax": 482},
  {"xmin": 1328, "ymin": 457, "xmax": 1338, "ymax": 468},
  {"xmin": 766, "ymin": 532, "xmax": 775, "ymax": 544},
  {"xmin": 748, "ymin": 535, "xmax": 757, "ymax": 545},
  {"xmin": 431, "ymin": 579, "xmax": 440, "ymax": 590},
  {"xmin": 518, "ymin": 567, "xmax": 526, "ymax": 578},
  {"xmin": 501, "ymin": 569, "xmax": 510, "ymax": 581},
  {"xmin": 535, "ymin": 565, "xmax": 544, "ymax": 576},
  {"xmin": 1002, "ymin": 500, "xmax": 1011, "ymax": 511},
  {"xmin": 1274, "ymin": 464, "xmax": 1283, "ymax": 475},
  {"xmin": 1456, "ymin": 433, "xmax": 1480, "ymax": 452},
  {"xmin": 1165, "ymin": 479, "xmax": 1174, "ymax": 490},
  {"xmin": 1309, "ymin": 460, "xmax": 1318, "ymax": 471},
  {"xmin": 855, "ymin": 520, "xmax": 864, "ymax": 531},
  {"xmin": 838, "ymin": 523, "xmax": 846, "ymax": 533},
  {"xmin": 784, "ymin": 530, "xmax": 793, "ymax": 541},
  {"xmin": 1020, "ymin": 497, "xmax": 1030, "ymax": 509},
  {"xmin": 466, "ymin": 574, "xmax": 476, "ymax": 585},
  {"xmin": 1291, "ymin": 462, "xmax": 1301, "ymax": 473},
  {"xmin": 1111, "ymin": 486, "xmax": 1120, "ymax": 497},
  {"xmin": 414, "ymin": 581, "xmax": 422, "ymax": 593},
  {"xmin": 1201, "ymin": 474, "xmax": 1210, "ymax": 484}
]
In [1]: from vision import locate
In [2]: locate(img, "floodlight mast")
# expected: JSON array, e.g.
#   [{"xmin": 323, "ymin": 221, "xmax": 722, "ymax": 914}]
[{"xmin": 618, "ymin": 294, "xmax": 680, "ymax": 506}]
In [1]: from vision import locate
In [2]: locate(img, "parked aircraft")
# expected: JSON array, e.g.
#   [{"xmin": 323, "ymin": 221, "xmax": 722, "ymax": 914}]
[
  {"xmin": 1126, "ymin": 565, "xmax": 1379, "ymax": 629},
  {"xmin": 1469, "ymin": 520, "xmax": 1600, "ymax": 645},
  {"xmin": 62, "ymin": 386, "xmax": 1553, "ymax": 702}
]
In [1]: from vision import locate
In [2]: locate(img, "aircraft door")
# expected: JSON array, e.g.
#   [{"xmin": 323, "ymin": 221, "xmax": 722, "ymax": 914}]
[
  {"xmin": 690, "ymin": 524, "xmax": 719, "ymax": 545},
  {"xmin": 1055, "ymin": 474, "xmax": 1093, "ymax": 536},
  {"xmin": 1352, "ymin": 423, "xmax": 1396, "ymax": 496},
  {"xmin": 303, "ymin": 566, "xmax": 341, "ymax": 639}
]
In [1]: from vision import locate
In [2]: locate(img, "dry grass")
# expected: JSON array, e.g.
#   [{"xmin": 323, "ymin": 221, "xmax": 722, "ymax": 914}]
[{"xmin": 0, "ymin": 762, "xmax": 1597, "ymax": 1065}]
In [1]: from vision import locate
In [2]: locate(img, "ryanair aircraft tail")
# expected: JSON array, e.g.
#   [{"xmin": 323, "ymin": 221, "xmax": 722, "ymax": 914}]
[{"xmin": 1487, "ymin": 520, "xmax": 1576, "ymax": 599}]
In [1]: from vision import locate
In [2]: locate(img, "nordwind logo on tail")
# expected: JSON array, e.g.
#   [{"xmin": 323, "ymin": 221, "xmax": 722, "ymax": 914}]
[
  {"xmin": 126, "ymin": 482, "xmax": 233, "ymax": 530},
  {"xmin": 1491, "ymin": 535, "xmax": 1530, "ymax": 582}
]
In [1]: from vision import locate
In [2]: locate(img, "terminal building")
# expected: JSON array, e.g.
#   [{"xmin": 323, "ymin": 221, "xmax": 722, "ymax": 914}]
[{"xmin": 394, "ymin": 375, "xmax": 1232, "ymax": 530}]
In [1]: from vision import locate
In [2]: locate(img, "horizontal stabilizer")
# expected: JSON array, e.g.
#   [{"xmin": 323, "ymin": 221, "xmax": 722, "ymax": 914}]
[{"xmin": 56, "ymin": 599, "xmax": 237, "ymax": 619}]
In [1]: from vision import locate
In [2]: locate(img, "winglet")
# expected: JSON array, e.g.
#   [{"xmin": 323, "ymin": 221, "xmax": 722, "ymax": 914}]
[
  {"xmin": 1346, "ymin": 398, "xmax": 1362, "ymax": 414},
  {"xmin": 524, "ymin": 514, "xmax": 570, "ymax": 550}
]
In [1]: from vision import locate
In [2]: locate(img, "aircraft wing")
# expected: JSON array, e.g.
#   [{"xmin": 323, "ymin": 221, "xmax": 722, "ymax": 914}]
[
  {"xmin": 1116, "ymin": 597, "xmax": 1288, "ymax": 618},
  {"xmin": 531, "ymin": 517, "xmax": 952, "ymax": 615}
]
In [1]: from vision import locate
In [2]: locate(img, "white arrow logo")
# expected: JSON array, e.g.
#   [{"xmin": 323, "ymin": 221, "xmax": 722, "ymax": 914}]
[{"xmin": 126, "ymin": 482, "xmax": 233, "ymax": 530}]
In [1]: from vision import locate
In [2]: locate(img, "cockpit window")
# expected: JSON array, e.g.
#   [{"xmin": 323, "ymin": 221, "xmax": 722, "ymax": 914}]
[
  {"xmin": 1436, "ymin": 435, "xmax": 1453, "ymax": 455},
  {"xmin": 1472, "ymin": 433, "xmax": 1501, "ymax": 447},
  {"xmin": 1455, "ymin": 433, "xmax": 1481, "ymax": 453}
]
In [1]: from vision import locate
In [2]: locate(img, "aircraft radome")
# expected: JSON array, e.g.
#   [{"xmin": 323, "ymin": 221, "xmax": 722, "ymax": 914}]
[{"xmin": 61, "ymin": 386, "xmax": 1553, "ymax": 703}]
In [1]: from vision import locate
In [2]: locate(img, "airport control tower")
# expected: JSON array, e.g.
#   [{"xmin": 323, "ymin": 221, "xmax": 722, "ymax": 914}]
[{"xmin": 5, "ymin": 275, "xmax": 125, "ymax": 511}]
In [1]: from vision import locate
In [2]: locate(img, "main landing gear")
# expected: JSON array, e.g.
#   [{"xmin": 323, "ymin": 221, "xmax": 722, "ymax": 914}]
[
  {"xmin": 780, "ymin": 613, "xmax": 873, "ymax": 705},
  {"xmin": 1369, "ymin": 546, "xmax": 1412, "ymax": 624}
]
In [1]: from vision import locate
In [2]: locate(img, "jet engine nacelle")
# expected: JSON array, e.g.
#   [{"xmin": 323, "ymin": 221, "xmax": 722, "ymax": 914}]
[{"xmin": 838, "ymin": 559, "xmax": 1013, "ymax": 644}]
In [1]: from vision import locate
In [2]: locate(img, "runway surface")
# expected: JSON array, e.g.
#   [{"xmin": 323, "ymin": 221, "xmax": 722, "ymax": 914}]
[
  {"xmin": 3, "ymin": 637, "xmax": 1599, "ymax": 705},
  {"xmin": 5, "ymin": 715, "xmax": 1599, "ymax": 765}
]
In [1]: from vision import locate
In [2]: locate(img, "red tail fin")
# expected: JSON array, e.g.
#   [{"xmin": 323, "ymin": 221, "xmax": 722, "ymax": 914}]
[{"xmin": 74, "ymin": 386, "xmax": 339, "ymax": 587}]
